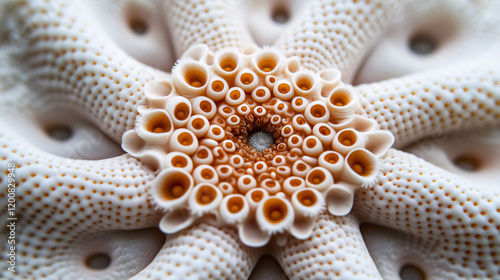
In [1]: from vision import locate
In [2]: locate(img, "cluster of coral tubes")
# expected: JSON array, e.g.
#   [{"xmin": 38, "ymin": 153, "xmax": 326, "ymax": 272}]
[{"xmin": 122, "ymin": 45, "xmax": 394, "ymax": 246}]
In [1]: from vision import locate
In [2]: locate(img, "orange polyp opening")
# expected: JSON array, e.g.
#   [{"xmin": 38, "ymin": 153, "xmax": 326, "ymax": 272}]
[
  {"xmin": 278, "ymin": 83, "xmax": 290, "ymax": 93},
  {"xmin": 297, "ymin": 163, "xmax": 306, "ymax": 171},
  {"xmin": 233, "ymin": 157, "xmax": 241, "ymax": 164},
  {"xmin": 160, "ymin": 173, "xmax": 190, "ymax": 200},
  {"xmin": 306, "ymin": 139, "xmax": 316, "ymax": 148},
  {"xmin": 270, "ymin": 99, "xmax": 278, "ymax": 106},
  {"xmin": 201, "ymin": 169, "xmax": 214, "ymax": 180},
  {"xmin": 290, "ymin": 179, "xmax": 302, "ymax": 187},
  {"xmin": 275, "ymin": 157, "xmax": 282, "ymax": 163},
  {"xmin": 231, "ymin": 116, "xmax": 238, "ymax": 122},
  {"xmin": 178, "ymin": 132, "xmax": 193, "ymax": 146},
  {"xmin": 174, "ymin": 103, "xmax": 190, "ymax": 121},
  {"xmin": 192, "ymin": 118, "xmax": 205, "ymax": 130},
  {"xmin": 308, "ymin": 169, "xmax": 325, "ymax": 184},
  {"xmin": 256, "ymin": 89, "xmax": 266, "ymax": 97},
  {"xmin": 225, "ymin": 142, "xmax": 233, "ymax": 149},
  {"xmin": 311, "ymin": 104, "xmax": 326, "ymax": 118},
  {"xmin": 229, "ymin": 90, "xmax": 240, "ymax": 100},
  {"xmin": 243, "ymin": 178, "xmax": 251, "ymax": 184},
  {"xmin": 269, "ymin": 77, "xmax": 276, "ymax": 83},
  {"xmin": 273, "ymin": 116, "xmax": 279, "ymax": 122},
  {"xmin": 197, "ymin": 149, "xmax": 208, "ymax": 159},
  {"xmin": 221, "ymin": 167, "xmax": 229, "ymax": 173},
  {"xmin": 256, "ymin": 108, "xmax": 263, "ymax": 113},
  {"xmin": 284, "ymin": 127, "xmax": 291, "ymax": 134},
  {"xmin": 265, "ymin": 180, "xmax": 276, "ymax": 188},
  {"xmin": 185, "ymin": 70, "xmax": 207, "ymax": 88},
  {"xmin": 297, "ymin": 117, "xmax": 305, "ymax": 125},
  {"xmin": 228, "ymin": 196, "xmax": 244, "ymax": 213},
  {"xmin": 241, "ymin": 106, "xmax": 248, "ymax": 112},
  {"xmin": 330, "ymin": 91, "xmax": 350, "ymax": 106},
  {"xmin": 241, "ymin": 73, "xmax": 254, "ymax": 85},
  {"xmin": 319, "ymin": 126, "xmax": 330, "ymax": 136},
  {"xmin": 200, "ymin": 101, "xmax": 212, "ymax": 113},
  {"xmin": 146, "ymin": 114, "xmax": 172, "ymax": 133},
  {"xmin": 251, "ymin": 191, "xmax": 263, "ymax": 202},
  {"xmin": 295, "ymin": 99, "xmax": 303, "ymax": 106},
  {"xmin": 211, "ymin": 80, "xmax": 224, "ymax": 92},
  {"xmin": 325, "ymin": 152, "xmax": 339, "ymax": 164},
  {"xmin": 196, "ymin": 185, "xmax": 217, "ymax": 205},
  {"xmin": 220, "ymin": 57, "xmax": 237, "ymax": 72},
  {"xmin": 297, "ymin": 189, "xmax": 316, "ymax": 207},
  {"xmin": 263, "ymin": 198, "xmax": 287, "ymax": 223},
  {"xmin": 223, "ymin": 107, "xmax": 232, "ymax": 114},
  {"xmin": 277, "ymin": 104, "xmax": 284, "ymax": 110},
  {"xmin": 338, "ymin": 130, "xmax": 357, "ymax": 146},
  {"xmin": 347, "ymin": 150, "xmax": 372, "ymax": 177},
  {"xmin": 297, "ymin": 78, "xmax": 312, "ymax": 91},
  {"xmin": 291, "ymin": 136, "xmax": 299, "ymax": 144},
  {"xmin": 258, "ymin": 59, "xmax": 276, "ymax": 72},
  {"xmin": 212, "ymin": 127, "xmax": 221, "ymax": 135},
  {"xmin": 172, "ymin": 155, "xmax": 188, "ymax": 168}
]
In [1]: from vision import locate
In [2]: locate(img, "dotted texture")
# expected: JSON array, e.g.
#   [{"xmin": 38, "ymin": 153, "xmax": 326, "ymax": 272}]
[
  {"xmin": 131, "ymin": 223, "xmax": 261, "ymax": 280},
  {"xmin": 357, "ymin": 57, "xmax": 500, "ymax": 148},
  {"xmin": 165, "ymin": 0, "xmax": 254, "ymax": 55},
  {"xmin": 362, "ymin": 224, "xmax": 453, "ymax": 280},
  {"xmin": 355, "ymin": 149, "xmax": 500, "ymax": 279},
  {"xmin": 275, "ymin": 214, "xmax": 382, "ymax": 279},
  {"xmin": 275, "ymin": 0, "xmax": 391, "ymax": 81},
  {"xmin": 0, "ymin": 124, "xmax": 161, "ymax": 279},
  {"xmin": 7, "ymin": 0, "xmax": 158, "ymax": 142}
]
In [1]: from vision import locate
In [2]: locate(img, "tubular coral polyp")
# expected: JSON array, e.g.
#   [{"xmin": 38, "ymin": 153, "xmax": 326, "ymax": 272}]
[{"xmin": 122, "ymin": 44, "xmax": 394, "ymax": 246}]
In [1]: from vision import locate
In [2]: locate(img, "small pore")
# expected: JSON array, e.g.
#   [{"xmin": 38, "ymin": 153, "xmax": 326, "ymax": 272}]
[
  {"xmin": 178, "ymin": 132, "xmax": 193, "ymax": 146},
  {"xmin": 399, "ymin": 263, "xmax": 426, "ymax": 280},
  {"xmin": 310, "ymin": 104, "xmax": 326, "ymax": 118},
  {"xmin": 129, "ymin": 18, "xmax": 148, "ymax": 35},
  {"xmin": 409, "ymin": 34, "xmax": 437, "ymax": 55},
  {"xmin": 330, "ymin": 91, "xmax": 350, "ymax": 106},
  {"xmin": 453, "ymin": 154, "xmax": 480, "ymax": 171},
  {"xmin": 46, "ymin": 125, "xmax": 72, "ymax": 141},
  {"xmin": 172, "ymin": 155, "xmax": 188, "ymax": 168},
  {"xmin": 258, "ymin": 59, "xmax": 276, "ymax": 72},
  {"xmin": 240, "ymin": 73, "xmax": 254, "ymax": 85},
  {"xmin": 338, "ymin": 130, "xmax": 357, "ymax": 146},
  {"xmin": 86, "ymin": 253, "xmax": 111, "ymax": 270},
  {"xmin": 271, "ymin": 6, "xmax": 289, "ymax": 24},
  {"xmin": 278, "ymin": 83, "xmax": 290, "ymax": 93}
]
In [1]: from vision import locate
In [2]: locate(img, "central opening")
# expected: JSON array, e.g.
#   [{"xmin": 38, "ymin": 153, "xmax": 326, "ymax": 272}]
[{"xmin": 247, "ymin": 129, "xmax": 275, "ymax": 152}]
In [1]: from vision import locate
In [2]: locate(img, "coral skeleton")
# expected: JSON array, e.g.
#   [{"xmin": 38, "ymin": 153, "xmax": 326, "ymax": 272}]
[{"xmin": 1, "ymin": 0, "xmax": 500, "ymax": 279}]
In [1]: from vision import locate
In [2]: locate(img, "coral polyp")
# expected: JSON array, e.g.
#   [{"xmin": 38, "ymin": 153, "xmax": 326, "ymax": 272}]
[{"xmin": 122, "ymin": 44, "xmax": 394, "ymax": 246}]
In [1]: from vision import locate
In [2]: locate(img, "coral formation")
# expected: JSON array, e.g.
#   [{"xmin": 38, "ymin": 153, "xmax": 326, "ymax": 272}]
[
  {"xmin": 123, "ymin": 45, "xmax": 395, "ymax": 246},
  {"xmin": 0, "ymin": 0, "xmax": 500, "ymax": 280}
]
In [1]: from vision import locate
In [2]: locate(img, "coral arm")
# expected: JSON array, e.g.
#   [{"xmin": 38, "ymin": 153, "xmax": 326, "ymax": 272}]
[
  {"xmin": 164, "ymin": 0, "xmax": 256, "ymax": 56},
  {"xmin": 131, "ymin": 223, "xmax": 261, "ymax": 280},
  {"xmin": 274, "ymin": 214, "xmax": 382, "ymax": 280},
  {"xmin": 355, "ymin": 149, "xmax": 500, "ymax": 279},
  {"xmin": 5, "ymin": 0, "xmax": 162, "ymax": 142},
  {"xmin": 0, "ymin": 228, "xmax": 164, "ymax": 279},
  {"xmin": 356, "ymin": 55, "xmax": 500, "ymax": 148},
  {"xmin": 0, "ymin": 124, "xmax": 161, "ymax": 237},
  {"xmin": 274, "ymin": 0, "xmax": 395, "ymax": 82}
]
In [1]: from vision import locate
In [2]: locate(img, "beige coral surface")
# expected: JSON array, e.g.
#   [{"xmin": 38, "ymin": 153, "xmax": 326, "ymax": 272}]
[{"xmin": 1, "ymin": 0, "xmax": 500, "ymax": 279}]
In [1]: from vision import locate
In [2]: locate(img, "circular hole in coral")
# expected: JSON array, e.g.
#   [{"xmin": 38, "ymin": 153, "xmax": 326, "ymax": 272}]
[
  {"xmin": 86, "ymin": 253, "xmax": 111, "ymax": 270},
  {"xmin": 129, "ymin": 17, "xmax": 148, "ymax": 35},
  {"xmin": 297, "ymin": 189, "xmax": 316, "ymax": 207},
  {"xmin": 271, "ymin": 6, "xmax": 289, "ymax": 24},
  {"xmin": 399, "ymin": 263, "xmax": 425, "ymax": 280},
  {"xmin": 453, "ymin": 154, "xmax": 480, "ymax": 172},
  {"xmin": 248, "ymin": 130, "xmax": 275, "ymax": 152},
  {"xmin": 263, "ymin": 198, "xmax": 288, "ymax": 223},
  {"xmin": 46, "ymin": 125, "xmax": 72, "ymax": 141},
  {"xmin": 196, "ymin": 184, "xmax": 217, "ymax": 205},
  {"xmin": 409, "ymin": 34, "xmax": 437, "ymax": 55}
]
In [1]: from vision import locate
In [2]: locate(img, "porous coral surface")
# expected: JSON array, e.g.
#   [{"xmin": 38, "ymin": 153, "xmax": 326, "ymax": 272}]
[{"xmin": 1, "ymin": 0, "xmax": 500, "ymax": 279}]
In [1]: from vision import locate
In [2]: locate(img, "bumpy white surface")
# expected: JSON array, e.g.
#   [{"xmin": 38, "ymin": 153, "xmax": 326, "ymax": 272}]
[{"xmin": 1, "ymin": 0, "xmax": 500, "ymax": 279}]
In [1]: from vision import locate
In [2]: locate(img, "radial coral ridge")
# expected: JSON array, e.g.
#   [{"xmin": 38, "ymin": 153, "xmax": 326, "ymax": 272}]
[{"xmin": 122, "ymin": 44, "xmax": 394, "ymax": 246}]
